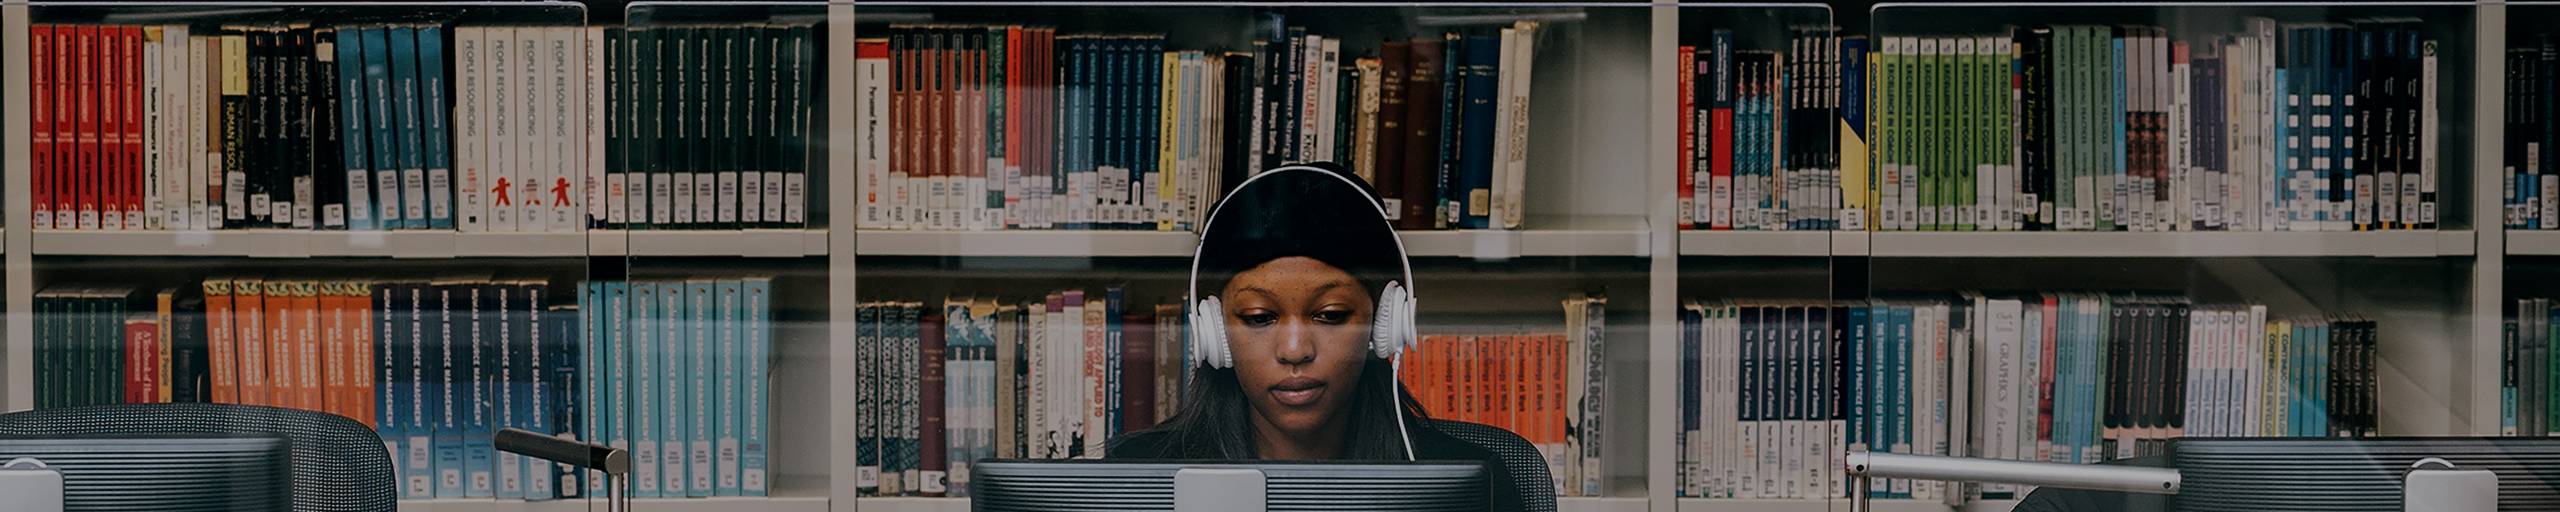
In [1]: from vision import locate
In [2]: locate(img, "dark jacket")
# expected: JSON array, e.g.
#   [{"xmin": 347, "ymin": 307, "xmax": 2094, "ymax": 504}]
[{"xmin": 1105, "ymin": 422, "xmax": 1529, "ymax": 512}]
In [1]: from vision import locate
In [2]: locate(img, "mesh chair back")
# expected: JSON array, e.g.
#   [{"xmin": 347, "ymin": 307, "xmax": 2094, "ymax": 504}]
[
  {"xmin": 1427, "ymin": 418, "xmax": 1559, "ymax": 512},
  {"xmin": 0, "ymin": 402, "xmax": 396, "ymax": 512}
]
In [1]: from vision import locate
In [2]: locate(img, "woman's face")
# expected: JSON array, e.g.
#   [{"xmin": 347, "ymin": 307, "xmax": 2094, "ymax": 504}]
[{"xmin": 1221, "ymin": 256, "xmax": 1376, "ymax": 451}]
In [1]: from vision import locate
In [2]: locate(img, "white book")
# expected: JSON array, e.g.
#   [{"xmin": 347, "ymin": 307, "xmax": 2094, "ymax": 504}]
[
  {"xmin": 1316, "ymin": 39, "xmax": 1340, "ymax": 164},
  {"xmin": 2419, "ymin": 40, "xmax": 2438, "ymax": 225},
  {"xmin": 2020, "ymin": 298, "xmax": 2045, "ymax": 460},
  {"xmin": 584, "ymin": 27, "xmax": 606, "ymax": 230},
  {"xmin": 143, "ymin": 27, "xmax": 164, "ymax": 229},
  {"xmin": 548, "ymin": 27, "xmax": 580, "ymax": 232},
  {"xmin": 484, "ymin": 28, "xmax": 517, "ymax": 232},
  {"xmin": 455, "ymin": 27, "xmax": 488, "ymax": 232},
  {"xmin": 2171, "ymin": 45, "xmax": 2193, "ymax": 230},
  {"xmin": 164, "ymin": 28, "xmax": 195, "ymax": 230},
  {"xmin": 186, "ymin": 35, "xmax": 210, "ymax": 230},
  {"xmin": 1501, "ymin": 22, "xmax": 1537, "ymax": 230},
  {"xmin": 519, "ymin": 28, "xmax": 550, "ymax": 232}
]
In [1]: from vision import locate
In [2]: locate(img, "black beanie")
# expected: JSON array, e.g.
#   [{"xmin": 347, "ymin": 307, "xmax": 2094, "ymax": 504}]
[{"xmin": 1194, "ymin": 163, "xmax": 1408, "ymax": 287}]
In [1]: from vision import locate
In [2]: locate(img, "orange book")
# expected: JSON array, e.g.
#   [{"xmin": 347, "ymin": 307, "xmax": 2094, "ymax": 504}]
[
  {"xmin": 157, "ymin": 288, "xmax": 174, "ymax": 402},
  {"xmin": 234, "ymin": 279, "xmax": 267, "ymax": 406},
  {"xmin": 1549, "ymin": 334, "xmax": 1568, "ymax": 449},
  {"xmin": 205, "ymin": 280, "xmax": 237, "ymax": 404},
  {"xmin": 291, "ymin": 282, "xmax": 321, "ymax": 411},
  {"xmin": 320, "ymin": 282, "xmax": 348, "ymax": 420},
  {"xmin": 1436, "ymin": 335, "xmax": 1456, "ymax": 420},
  {"xmin": 263, "ymin": 280, "xmax": 293, "ymax": 408},
  {"xmin": 350, "ymin": 282, "xmax": 377, "ymax": 429},
  {"xmin": 1457, "ymin": 335, "xmax": 1477, "ymax": 425}
]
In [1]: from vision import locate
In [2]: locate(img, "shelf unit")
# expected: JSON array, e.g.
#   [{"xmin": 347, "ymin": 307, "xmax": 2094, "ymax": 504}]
[{"xmin": 0, "ymin": 1, "xmax": 2539, "ymax": 511}]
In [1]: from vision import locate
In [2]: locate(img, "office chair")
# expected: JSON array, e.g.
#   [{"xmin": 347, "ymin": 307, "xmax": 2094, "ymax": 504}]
[
  {"xmin": 1428, "ymin": 418, "xmax": 1560, "ymax": 512},
  {"xmin": 0, "ymin": 402, "xmax": 396, "ymax": 512}
]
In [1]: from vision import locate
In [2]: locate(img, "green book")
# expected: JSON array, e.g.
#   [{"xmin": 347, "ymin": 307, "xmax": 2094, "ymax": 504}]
[{"xmin": 1920, "ymin": 38, "xmax": 1940, "ymax": 231}]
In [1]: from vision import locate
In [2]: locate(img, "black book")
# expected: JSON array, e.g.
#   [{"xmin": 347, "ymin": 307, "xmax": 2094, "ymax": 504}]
[
  {"xmin": 728, "ymin": 26, "xmax": 759, "ymax": 229},
  {"xmin": 784, "ymin": 24, "xmax": 814, "ymax": 229},
  {"xmin": 170, "ymin": 285, "xmax": 208, "ymax": 403},
  {"xmin": 286, "ymin": 28, "xmax": 315, "ymax": 229},
  {"xmin": 705, "ymin": 27, "xmax": 734, "ymax": 229},
  {"xmin": 246, "ymin": 30, "xmax": 274, "ymax": 227},
  {"xmin": 605, "ymin": 28, "xmax": 625, "ymax": 229},
  {"xmin": 1436, "ymin": 33, "xmax": 1464, "ymax": 229},
  {"xmin": 2023, "ymin": 29, "xmax": 2052, "ymax": 231},
  {"xmin": 314, "ymin": 29, "xmax": 347, "ymax": 229},
  {"xmin": 642, "ymin": 27, "xmax": 670, "ymax": 228}
]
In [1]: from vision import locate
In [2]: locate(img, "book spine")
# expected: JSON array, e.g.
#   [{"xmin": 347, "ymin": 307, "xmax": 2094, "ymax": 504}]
[
  {"xmin": 920, "ymin": 313, "xmax": 948, "ymax": 497},
  {"xmin": 607, "ymin": 29, "xmax": 628, "ymax": 229},
  {"xmin": 629, "ymin": 282, "xmax": 659, "ymax": 497},
  {"xmin": 388, "ymin": 27, "xmax": 426, "ymax": 229},
  {"xmin": 459, "ymin": 284, "xmax": 490, "ymax": 498},
  {"xmin": 1712, "ymin": 31, "xmax": 1734, "ymax": 230},
  {"xmin": 687, "ymin": 280, "xmax": 716, "ymax": 496},
  {"xmin": 602, "ymin": 282, "xmax": 630, "ymax": 495},
  {"xmin": 588, "ymin": 28, "xmax": 609, "ymax": 230},
  {"xmin": 658, "ymin": 281, "xmax": 688, "ymax": 495},
  {"xmin": 1457, "ymin": 35, "xmax": 1499, "ymax": 229},
  {"xmin": 491, "ymin": 284, "xmax": 520, "ymax": 500},
  {"xmin": 282, "ymin": 30, "xmax": 310, "ymax": 229},
  {"xmin": 520, "ymin": 28, "xmax": 550, "ymax": 232},
  {"xmin": 549, "ymin": 27, "xmax": 579, "ymax": 231},
  {"xmin": 1401, "ymin": 39, "xmax": 1445, "ymax": 229},
  {"xmin": 311, "ymin": 30, "xmax": 344, "ymax": 229},
  {"xmin": 716, "ymin": 280, "xmax": 745, "ymax": 495},
  {"xmin": 34, "ymin": 26, "xmax": 52, "ymax": 229},
  {"xmin": 143, "ymin": 27, "xmax": 163, "ymax": 230}
]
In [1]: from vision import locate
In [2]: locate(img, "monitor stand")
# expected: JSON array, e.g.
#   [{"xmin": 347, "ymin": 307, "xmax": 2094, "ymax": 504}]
[{"xmin": 1176, "ymin": 467, "xmax": 1268, "ymax": 512}]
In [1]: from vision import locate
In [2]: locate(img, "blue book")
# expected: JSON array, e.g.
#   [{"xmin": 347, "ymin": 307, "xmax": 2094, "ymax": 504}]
[
  {"xmin": 387, "ymin": 27, "xmax": 428, "ymax": 229},
  {"xmin": 1456, "ymin": 35, "xmax": 1500, "ymax": 229},
  {"xmin": 1864, "ymin": 301, "xmax": 1888, "ymax": 498},
  {"xmin": 687, "ymin": 280, "xmax": 717, "ymax": 497},
  {"xmin": 484, "ymin": 284, "xmax": 514, "ymax": 500},
  {"xmin": 374, "ymin": 283, "xmax": 425, "ymax": 499},
  {"xmin": 464, "ymin": 285, "xmax": 495, "ymax": 498},
  {"xmin": 431, "ymin": 284, "xmax": 464, "ymax": 498},
  {"xmin": 1844, "ymin": 306, "xmax": 1868, "ymax": 455},
  {"xmin": 601, "ymin": 282, "xmax": 630, "ymax": 497},
  {"xmin": 2331, "ymin": 27, "xmax": 2355, "ymax": 229},
  {"xmin": 1840, "ymin": 38, "xmax": 1867, "ymax": 231},
  {"xmin": 544, "ymin": 301, "xmax": 580, "ymax": 499},
  {"xmin": 742, "ymin": 278, "xmax": 774, "ymax": 496},
  {"xmin": 893, "ymin": 302, "xmax": 919, "ymax": 495},
  {"xmin": 520, "ymin": 284, "xmax": 554, "ymax": 500},
  {"xmin": 2054, "ymin": 295, "xmax": 2077, "ymax": 463},
  {"xmin": 577, "ymin": 283, "xmax": 604, "ymax": 498},
  {"xmin": 1887, "ymin": 304, "xmax": 1913, "ymax": 497},
  {"xmin": 416, "ymin": 27, "xmax": 454, "ymax": 229},
  {"xmin": 659, "ymin": 281, "xmax": 689, "ymax": 495},
  {"xmin": 628, "ymin": 282, "xmax": 661, "ymax": 497},
  {"xmin": 716, "ymin": 280, "xmax": 745, "ymax": 496},
  {"xmin": 334, "ymin": 33, "xmax": 376, "ymax": 231},
  {"xmin": 2109, "ymin": 32, "xmax": 2127, "ymax": 231},
  {"xmin": 359, "ymin": 28, "xmax": 402, "ymax": 232}
]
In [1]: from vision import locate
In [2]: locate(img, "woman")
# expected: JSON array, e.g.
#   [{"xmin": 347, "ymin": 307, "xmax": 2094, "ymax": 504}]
[{"xmin": 1107, "ymin": 163, "xmax": 1539, "ymax": 512}]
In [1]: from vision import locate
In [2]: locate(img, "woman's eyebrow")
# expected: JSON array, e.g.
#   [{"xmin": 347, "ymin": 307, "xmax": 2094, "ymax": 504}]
[{"xmin": 1230, "ymin": 280, "xmax": 1356, "ymax": 299}]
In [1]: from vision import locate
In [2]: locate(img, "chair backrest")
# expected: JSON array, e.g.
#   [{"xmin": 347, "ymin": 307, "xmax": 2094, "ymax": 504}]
[
  {"xmin": 1427, "ymin": 418, "xmax": 1558, "ymax": 512},
  {"xmin": 0, "ymin": 402, "xmax": 396, "ymax": 512}
]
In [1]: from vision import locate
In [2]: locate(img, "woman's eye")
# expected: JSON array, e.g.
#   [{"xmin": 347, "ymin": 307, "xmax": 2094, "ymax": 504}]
[
  {"xmin": 1237, "ymin": 312, "xmax": 1279, "ymax": 327},
  {"xmin": 1313, "ymin": 310, "xmax": 1352, "ymax": 324}
]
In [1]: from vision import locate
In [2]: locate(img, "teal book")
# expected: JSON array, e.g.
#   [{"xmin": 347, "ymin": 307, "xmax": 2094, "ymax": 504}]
[
  {"xmin": 473, "ymin": 285, "xmax": 503, "ymax": 499},
  {"xmin": 944, "ymin": 300, "xmax": 972, "ymax": 497},
  {"xmin": 659, "ymin": 281, "xmax": 689, "ymax": 495},
  {"xmin": 716, "ymin": 280, "xmax": 745, "ymax": 496},
  {"xmin": 743, "ymin": 278, "xmax": 774, "ymax": 495},
  {"xmin": 416, "ymin": 27, "xmax": 454, "ymax": 228},
  {"xmin": 360, "ymin": 28, "xmax": 402, "ymax": 231},
  {"xmin": 335, "ymin": 31, "xmax": 376, "ymax": 230},
  {"xmin": 431, "ymin": 284, "xmax": 464, "ymax": 498},
  {"xmin": 629, "ymin": 282, "xmax": 662, "ymax": 497},
  {"xmin": 601, "ymin": 282, "xmax": 630, "ymax": 496},
  {"xmin": 388, "ymin": 27, "xmax": 428, "ymax": 229},
  {"xmin": 687, "ymin": 279, "xmax": 717, "ymax": 496},
  {"xmin": 2105, "ymin": 29, "xmax": 2125, "ymax": 231}
]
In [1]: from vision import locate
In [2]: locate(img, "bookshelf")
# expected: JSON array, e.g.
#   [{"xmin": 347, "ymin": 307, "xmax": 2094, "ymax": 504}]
[{"xmin": 0, "ymin": 1, "xmax": 2544, "ymax": 511}]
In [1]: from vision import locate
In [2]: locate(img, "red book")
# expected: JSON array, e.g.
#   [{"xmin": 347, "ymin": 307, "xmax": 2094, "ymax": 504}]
[
  {"xmin": 292, "ymin": 282, "xmax": 320, "ymax": 412},
  {"xmin": 352, "ymin": 283, "xmax": 377, "ymax": 429},
  {"xmin": 1003, "ymin": 27, "xmax": 1023, "ymax": 228},
  {"xmin": 74, "ymin": 26, "xmax": 97, "ymax": 230},
  {"xmin": 917, "ymin": 315, "xmax": 948, "ymax": 497},
  {"xmin": 234, "ymin": 279, "xmax": 266, "ymax": 406},
  {"xmin": 889, "ymin": 28, "xmax": 908, "ymax": 227},
  {"xmin": 1709, "ymin": 53, "xmax": 1735, "ymax": 230},
  {"xmin": 54, "ymin": 26, "xmax": 77, "ymax": 230},
  {"xmin": 33, "ymin": 26, "xmax": 53, "ymax": 230},
  {"xmin": 100, "ymin": 26, "xmax": 123, "ymax": 231},
  {"xmin": 1677, "ymin": 46, "xmax": 1696, "ymax": 230},
  {"xmin": 121, "ymin": 26, "xmax": 144, "ymax": 230},
  {"xmin": 1398, "ymin": 39, "xmax": 1445, "ymax": 230},
  {"xmin": 1120, "ymin": 313, "xmax": 1156, "ymax": 431}
]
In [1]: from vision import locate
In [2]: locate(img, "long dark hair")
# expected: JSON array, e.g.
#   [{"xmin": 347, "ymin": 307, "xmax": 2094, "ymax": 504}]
[{"xmin": 1120, "ymin": 357, "xmax": 1431, "ymax": 460}]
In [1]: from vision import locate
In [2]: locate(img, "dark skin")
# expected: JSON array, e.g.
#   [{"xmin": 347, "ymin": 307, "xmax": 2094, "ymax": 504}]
[{"xmin": 1221, "ymin": 256, "xmax": 1376, "ymax": 460}]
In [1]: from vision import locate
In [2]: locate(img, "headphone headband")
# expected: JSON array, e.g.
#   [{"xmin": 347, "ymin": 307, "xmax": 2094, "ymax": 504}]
[{"xmin": 1186, "ymin": 165, "xmax": 1417, "ymax": 309}]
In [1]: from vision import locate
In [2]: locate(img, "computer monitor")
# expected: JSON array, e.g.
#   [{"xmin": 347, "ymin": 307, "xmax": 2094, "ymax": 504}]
[
  {"xmin": 0, "ymin": 433, "xmax": 290, "ymax": 511},
  {"xmin": 971, "ymin": 459, "xmax": 1488, "ymax": 512},
  {"xmin": 2172, "ymin": 437, "xmax": 2560, "ymax": 511}
]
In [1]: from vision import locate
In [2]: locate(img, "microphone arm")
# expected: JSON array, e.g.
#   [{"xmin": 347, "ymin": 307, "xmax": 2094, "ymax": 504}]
[{"xmin": 1842, "ymin": 451, "xmax": 2181, "ymax": 512}]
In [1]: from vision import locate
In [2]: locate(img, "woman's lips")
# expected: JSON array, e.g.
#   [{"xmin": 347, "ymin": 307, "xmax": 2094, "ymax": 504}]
[{"xmin": 1271, "ymin": 376, "xmax": 1327, "ymax": 406}]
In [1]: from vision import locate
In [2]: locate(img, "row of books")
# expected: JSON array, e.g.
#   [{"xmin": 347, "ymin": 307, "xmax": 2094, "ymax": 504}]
[
  {"xmin": 31, "ymin": 277, "xmax": 777, "ymax": 501},
  {"xmin": 2504, "ymin": 297, "xmax": 2560, "ymax": 436},
  {"xmin": 1680, "ymin": 20, "xmax": 2443, "ymax": 232},
  {"xmin": 851, "ymin": 16, "xmax": 1543, "ymax": 232},
  {"xmin": 27, "ymin": 23, "xmax": 814, "ymax": 233},
  {"xmin": 2508, "ymin": 37, "xmax": 2560, "ymax": 230},
  {"xmin": 852, "ymin": 292, "xmax": 1184, "ymax": 497},
  {"xmin": 854, "ymin": 290, "xmax": 1612, "ymax": 499},
  {"xmin": 1675, "ymin": 296, "xmax": 2379, "ymax": 500}
]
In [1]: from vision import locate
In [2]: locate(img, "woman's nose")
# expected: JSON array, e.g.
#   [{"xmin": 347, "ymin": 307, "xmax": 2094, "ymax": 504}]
[{"xmin": 1275, "ymin": 319, "xmax": 1317, "ymax": 365}]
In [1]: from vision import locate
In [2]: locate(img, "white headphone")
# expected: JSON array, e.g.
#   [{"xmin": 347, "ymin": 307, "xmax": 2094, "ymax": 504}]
[{"xmin": 1186, "ymin": 164, "xmax": 1419, "ymax": 459}]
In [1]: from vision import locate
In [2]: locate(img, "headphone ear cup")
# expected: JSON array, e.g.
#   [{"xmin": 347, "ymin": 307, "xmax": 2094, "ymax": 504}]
[
  {"xmin": 1371, "ymin": 282, "xmax": 1417, "ymax": 359},
  {"xmin": 1190, "ymin": 296, "xmax": 1232, "ymax": 369}
]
